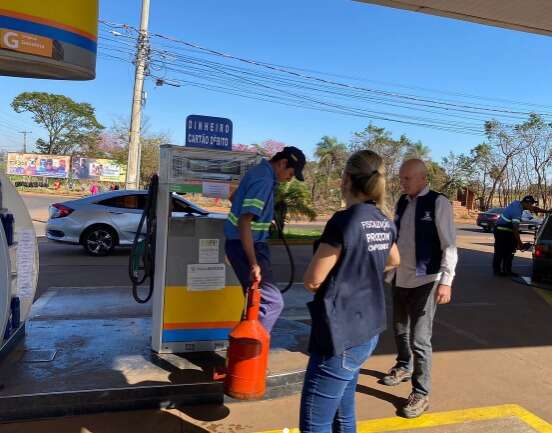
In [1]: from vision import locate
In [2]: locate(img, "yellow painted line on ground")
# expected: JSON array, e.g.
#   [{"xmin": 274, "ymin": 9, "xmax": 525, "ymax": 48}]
[
  {"xmin": 534, "ymin": 288, "xmax": 552, "ymax": 308},
  {"xmin": 260, "ymin": 404, "xmax": 552, "ymax": 433}
]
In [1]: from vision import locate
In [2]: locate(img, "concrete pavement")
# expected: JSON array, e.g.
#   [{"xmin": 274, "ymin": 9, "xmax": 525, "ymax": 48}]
[
  {"xmin": 0, "ymin": 227, "xmax": 550, "ymax": 432},
  {"xmin": 2, "ymin": 194, "xmax": 550, "ymax": 432}
]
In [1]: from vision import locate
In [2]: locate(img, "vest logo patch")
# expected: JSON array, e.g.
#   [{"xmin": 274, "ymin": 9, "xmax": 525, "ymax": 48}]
[{"xmin": 421, "ymin": 211, "xmax": 433, "ymax": 222}]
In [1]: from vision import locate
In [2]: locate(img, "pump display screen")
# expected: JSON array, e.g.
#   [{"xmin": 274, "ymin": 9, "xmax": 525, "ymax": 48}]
[
  {"xmin": 187, "ymin": 159, "xmax": 242, "ymax": 176},
  {"xmin": 164, "ymin": 145, "xmax": 260, "ymax": 198},
  {"xmin": 170, "ymin": 152, "xmax": 258, "ymax": 182}
]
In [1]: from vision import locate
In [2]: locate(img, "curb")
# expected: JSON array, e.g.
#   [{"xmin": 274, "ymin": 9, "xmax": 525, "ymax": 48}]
[
  {"xmin": 0, "ymin": 366, "xmax": 306, "ymax": 421},
  {"xmin": 0, "ymin": 383, "xmax": 223, "ymax": 421}
]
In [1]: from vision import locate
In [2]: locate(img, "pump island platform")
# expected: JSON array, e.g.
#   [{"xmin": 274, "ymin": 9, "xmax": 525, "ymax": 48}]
[{"xmin": 0, "ymin": 283, "xmax": 311, "ymax": 421}]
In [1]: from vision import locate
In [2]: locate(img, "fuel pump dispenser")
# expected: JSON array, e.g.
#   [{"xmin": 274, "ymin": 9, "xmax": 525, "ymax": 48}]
[{"xmin": 149, "ymin": 145, "xmax": 260, "ymax": 353}]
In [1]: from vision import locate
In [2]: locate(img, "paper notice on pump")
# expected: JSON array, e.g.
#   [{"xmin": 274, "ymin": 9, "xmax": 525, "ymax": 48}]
[
  {"xmin": 199, "ymin": 239, "xmax": 219, "ymax": 263},
  {"xmin": 202, "ymin": 181, "xmax": 230, "ymax": 198},
  {"xmin": 187, "ymin": 264, "xmax": 226, "ymax": 291}
]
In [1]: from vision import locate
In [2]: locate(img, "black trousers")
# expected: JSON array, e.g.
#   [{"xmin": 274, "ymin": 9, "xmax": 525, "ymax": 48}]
[{"xmin": 493, "ymin": 229, "xmax": 517, "ymax": 273}]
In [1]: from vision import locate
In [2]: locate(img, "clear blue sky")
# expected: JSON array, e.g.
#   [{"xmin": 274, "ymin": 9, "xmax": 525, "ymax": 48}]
[{"xmin": 1, "ymin": 0, "xmax": 552, "ymax": 161}]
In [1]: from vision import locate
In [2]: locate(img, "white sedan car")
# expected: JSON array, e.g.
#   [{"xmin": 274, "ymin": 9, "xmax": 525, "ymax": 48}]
[{"xmin": 46, "ymin": 190, "xmax": 210, "ymax": 256}]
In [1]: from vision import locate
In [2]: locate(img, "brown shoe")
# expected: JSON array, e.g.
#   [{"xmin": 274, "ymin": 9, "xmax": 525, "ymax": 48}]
[
  {"xmin": 400, "ymin": 393, "xmax": 429, "ymax": 419},
  {"xmin": 380, "ymin": 367, "xmax": 412, "ymax": 386}
]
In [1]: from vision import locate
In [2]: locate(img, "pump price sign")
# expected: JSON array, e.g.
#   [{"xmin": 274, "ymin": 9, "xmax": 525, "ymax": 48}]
[{"xmin": 186, "ymin": 115, "xmax": 233, "ymax": 151}]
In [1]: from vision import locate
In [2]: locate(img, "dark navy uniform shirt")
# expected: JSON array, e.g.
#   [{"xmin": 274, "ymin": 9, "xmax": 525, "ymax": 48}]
[{"xmin": 308, "ymin": 201, "xmax": 397, "ymax": 356}]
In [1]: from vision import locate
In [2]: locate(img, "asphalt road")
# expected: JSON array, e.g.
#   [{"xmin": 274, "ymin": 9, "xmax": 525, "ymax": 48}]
[{"xmin": 21, "ymin": 192, "xmax": 536, "ymax": 297}]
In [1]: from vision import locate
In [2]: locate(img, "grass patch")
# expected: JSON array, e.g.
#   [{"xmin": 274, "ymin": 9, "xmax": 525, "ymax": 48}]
[{"xmin": 269, "ymin": 227, "xmax": 321, "ymax": 240}]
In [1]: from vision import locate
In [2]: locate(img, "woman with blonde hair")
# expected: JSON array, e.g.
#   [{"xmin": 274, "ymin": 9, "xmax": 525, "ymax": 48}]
[{"xmin": 300, "ymin": 150, "xmax": 400, "ymax": 433}]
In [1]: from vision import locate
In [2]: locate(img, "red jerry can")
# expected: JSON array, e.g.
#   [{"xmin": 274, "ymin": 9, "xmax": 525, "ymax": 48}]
[{"xmin": 224, "ymin": 281, "xmax": 270, "ymax": 400}]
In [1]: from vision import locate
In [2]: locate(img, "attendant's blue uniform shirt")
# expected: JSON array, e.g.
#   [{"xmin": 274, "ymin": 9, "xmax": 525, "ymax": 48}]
[
  {"xmin": 496, "ymin": 200, "xmax": 523, "ymax": 231},
  {"xmin": 224, "ymin": 159, "xmax": 277, "ymax": 242},
  {"xmin": 308, "ymin": 202, "xmax": 397, "ymax": 355}
]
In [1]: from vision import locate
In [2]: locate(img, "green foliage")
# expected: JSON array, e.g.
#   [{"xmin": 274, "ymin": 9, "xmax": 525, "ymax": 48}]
[
  {"xmin": 426, "ymin": 161, "xmax": 447, "ymax": 191},
  {"xmin": 440, "ymin": 152, "xmax": 471, "ymax": 198},
  {"xmin": 269, "ymin": 227, "xmax": 321, "ymax": 241},
  {"xmin": 103, "ymin": 117, "xmax": 169, "ymax": 187},
  {"xmin": 11, "ymin": 92, "xmax": 103, "ymax": 155},
  {"xmin": 405, "ymin": 141, "xmax": 431, "ymax": 161},
  {"xmin": 311, "ymin": 136, "xmax": 348, "ymax": 209},
  {"xmin": 275, "ymin": 179, "xmax": 317, "ymax": 226},
  {"xmin": 350, "ymin": 125, "xmax": 412, "ymax": 204}
]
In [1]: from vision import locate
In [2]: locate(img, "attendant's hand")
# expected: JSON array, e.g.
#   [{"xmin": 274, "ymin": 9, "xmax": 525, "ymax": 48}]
[
  {"xmin": 435, "ymin": 284, "xmax": 451, "ymax": 304},
  {"xmin": 250, "ymin": 264, "xmax": 262, "ymax": 283}
]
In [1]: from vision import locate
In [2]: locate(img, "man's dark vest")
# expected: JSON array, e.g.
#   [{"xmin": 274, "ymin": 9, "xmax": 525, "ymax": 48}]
[{"xmin": 395, "ymin": 190, "xmax": 442, "ymax": 276}]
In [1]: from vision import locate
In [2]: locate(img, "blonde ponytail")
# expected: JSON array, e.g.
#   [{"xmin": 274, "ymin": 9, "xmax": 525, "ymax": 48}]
[{"xmin": 345, "ymin": 150, "xmax": 387, "ymax": 213}]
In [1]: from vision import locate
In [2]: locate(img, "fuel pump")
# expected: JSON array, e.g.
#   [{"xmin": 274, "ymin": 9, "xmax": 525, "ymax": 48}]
[{"xmin": 145, "ymin": 145, "xmax": 260, "ymax": 353}]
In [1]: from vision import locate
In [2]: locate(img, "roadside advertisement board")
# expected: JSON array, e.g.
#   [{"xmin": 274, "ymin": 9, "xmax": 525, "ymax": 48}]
[
  {"xmin": 71, "ymin": 157, "xmax": 126, "ymax": 182},
  {"xmin": 7, "ymin": 153, "xmax": 70, "ymax": 178}
]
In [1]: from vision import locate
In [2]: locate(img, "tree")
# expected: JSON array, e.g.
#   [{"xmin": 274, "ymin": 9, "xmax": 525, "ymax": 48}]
[
  {"xmin": 314, "ymin": 136, "xmax": 348, "ymax": 209},
  {"xmin": 426, "ymin": 161, "xmax": 447, "ymax": 192},
  {"xmin": 11, "ymin": 92, "xmax": 103, "ymax": 154},
  {"xmin": 404, "ymin": 141, "xmax": 431, "ymax": 161},
  {"xmin": 106, "ymin": 117, "xmax": 170, "ymax": 186},
  {"xmin": 468, "ymin": 143, "xmax": 494, "ymax": 209},
  {"xmin": 484, "ymin": 119, "xmax": 527, "ymax": 208},
  {"xmin": 232, "ymin": 143, "xmax": 257, "ymax": 153},
  {"xmin": 350, "ymin": 125, "xmax": 410, "ymax": 203},
  {"xmin": 515, "ymin": 114, "xmax": 552, "ymax": 208},
  {"xmin": 254, "ymin": 139, "xmax": 286, "ymax": 157},
  {"xmin": 440, "ymin": 152, "xmax": 471, "ymax": 198},
  {"xmin": 274, "ymin": 179, "xmax": 317, "ymax": 229}
]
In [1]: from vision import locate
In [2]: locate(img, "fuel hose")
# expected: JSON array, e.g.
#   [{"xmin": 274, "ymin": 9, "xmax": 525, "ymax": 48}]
[
  {"xmin": 129, "ymin": 174, "xmax": 158, "ymax": 303},
  {"xmin": 274, "ymin": 202, "xmax": 295, "ymax": 294}
]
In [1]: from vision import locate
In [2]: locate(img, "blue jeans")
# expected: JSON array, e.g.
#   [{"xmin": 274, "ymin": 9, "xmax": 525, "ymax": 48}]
[
  {"xmin": 300, "ymin": 335, "xmax": 380, "ymax": 433},
  {"xmin": 225, "ymin": 239, "xmax": 284, "ymax": 333}
]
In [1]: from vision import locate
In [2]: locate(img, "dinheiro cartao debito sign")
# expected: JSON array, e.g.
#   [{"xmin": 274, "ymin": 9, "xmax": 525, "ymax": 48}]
[{"xmin": 186, "ymin": 115, "xmax": 233, "ymax": 151}]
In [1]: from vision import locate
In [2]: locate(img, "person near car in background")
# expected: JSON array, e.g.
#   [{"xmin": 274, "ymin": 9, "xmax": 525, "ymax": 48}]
[
  {"xmin": 224, "ymin": 146, "xmax": 306, "ymax": 333},
  {"xmin": 381, "ymin": 158, "xmax": 457, "ymax": 419},
  {"xmin": 493, "ymin": 195, "xmax": 550, "ymax": 277}
]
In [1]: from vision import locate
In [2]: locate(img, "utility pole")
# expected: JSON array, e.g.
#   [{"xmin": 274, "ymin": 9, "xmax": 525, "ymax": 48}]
[
  {"xmin": 18, "ymin": 131, "xmax": 31, "ymax": 153},
  {"xmin": 125, "ymin": 0, "xmax": 150, "ymax": 190}
]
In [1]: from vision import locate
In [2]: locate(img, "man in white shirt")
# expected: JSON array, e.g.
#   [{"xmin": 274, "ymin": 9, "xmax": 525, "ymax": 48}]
[{"xmin": 381, "ymin": 159, "xmax": 458, "ymax": 419}]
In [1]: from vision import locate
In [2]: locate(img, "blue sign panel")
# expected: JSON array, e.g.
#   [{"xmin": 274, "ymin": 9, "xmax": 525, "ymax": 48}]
[{"xmin": 186, "ymin": 115, "xmax": 233, "ymax": 151}]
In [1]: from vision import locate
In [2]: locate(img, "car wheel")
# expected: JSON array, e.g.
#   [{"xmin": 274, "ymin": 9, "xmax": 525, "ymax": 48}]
[{"xmin": 82, "ymin": 226, "xmax": 116, "ymax": 256}]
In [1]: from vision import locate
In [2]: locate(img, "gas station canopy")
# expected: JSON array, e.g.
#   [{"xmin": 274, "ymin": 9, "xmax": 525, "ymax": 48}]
[{"xmin": 356, "ymin": 1, "xmax": 552, "ymax": 37}]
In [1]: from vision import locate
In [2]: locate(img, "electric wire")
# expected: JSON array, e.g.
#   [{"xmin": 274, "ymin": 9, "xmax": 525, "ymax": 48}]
[{"xmin": 96, "ymin": 20, "xmax": 551, "ymax": 137}]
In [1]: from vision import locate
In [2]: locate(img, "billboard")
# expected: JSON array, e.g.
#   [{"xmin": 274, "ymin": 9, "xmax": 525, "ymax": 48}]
[
  {"xmin": 71, "ymin": 157, "xmax": 126, "ymax": 182},
  {"xmin": 7, "ymin": 153, "xmax": 70, "ymax": 178}
]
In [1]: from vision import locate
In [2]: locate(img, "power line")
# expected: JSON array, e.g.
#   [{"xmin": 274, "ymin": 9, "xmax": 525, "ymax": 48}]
[
  {"xmin": 97, "ymin": 19, "xmax": 550, "ymax": 138},
  {"xmin": 148, "ymin": 31, "xmax": 552, "ymax": 117},
  {"xmin": 147, "ymin": 49, "xmax": 531, "ymax": 124}
]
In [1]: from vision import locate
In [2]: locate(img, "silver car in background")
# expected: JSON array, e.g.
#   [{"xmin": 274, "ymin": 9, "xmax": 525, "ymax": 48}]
[{"xmin": 46, "ymin": 190, "xmax": 210, "ymax": 256}]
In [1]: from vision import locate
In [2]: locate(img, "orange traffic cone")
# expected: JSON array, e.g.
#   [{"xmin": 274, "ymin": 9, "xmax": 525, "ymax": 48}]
[{"xmin": 224, "ymin": 280, "xmax": 270, "ymax": 400}]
